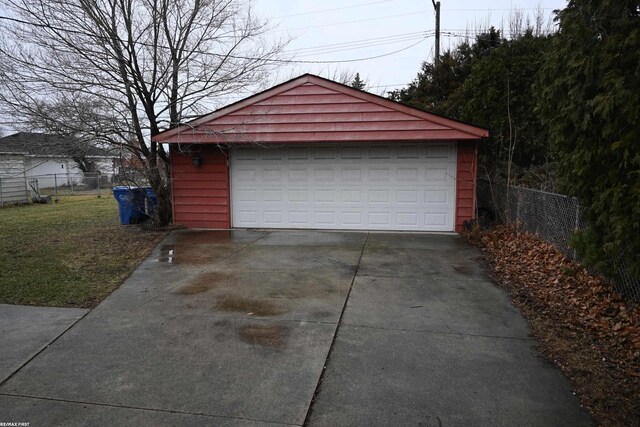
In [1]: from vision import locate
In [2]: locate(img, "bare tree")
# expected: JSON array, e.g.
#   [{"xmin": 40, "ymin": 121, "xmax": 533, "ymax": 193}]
[{"xmin": 0, "ymin": 0, "xmax": 288, "ymax": 224}]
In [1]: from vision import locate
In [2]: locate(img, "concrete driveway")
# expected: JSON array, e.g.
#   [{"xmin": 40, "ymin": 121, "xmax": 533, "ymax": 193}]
[{"xmin": 0, "ymin": 230, "xmax": 592, "ymax": 426}]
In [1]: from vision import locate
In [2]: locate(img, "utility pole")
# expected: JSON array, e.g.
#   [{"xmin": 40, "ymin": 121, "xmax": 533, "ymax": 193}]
[{"xmin": 431, "ymin": 0, "xmax": 440, "ymax": 64}]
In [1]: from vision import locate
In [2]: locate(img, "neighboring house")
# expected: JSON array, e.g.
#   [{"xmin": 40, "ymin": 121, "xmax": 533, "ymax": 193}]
[
  {"xmin": 0, "ymin": 145, "xmax": 30, "ymax": 206},
  {"xmin": 154, "ymin": 74, "xmax": 488, "ymax": 232},
  {"xmin": 0, "ymin": 132, "xmax": 120, "ymax": 188}
]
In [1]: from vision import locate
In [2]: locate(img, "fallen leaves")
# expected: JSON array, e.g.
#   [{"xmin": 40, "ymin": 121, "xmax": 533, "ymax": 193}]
[{"xmin": 465, "ymin": 224, "xmax": 640, "ymax": 426}]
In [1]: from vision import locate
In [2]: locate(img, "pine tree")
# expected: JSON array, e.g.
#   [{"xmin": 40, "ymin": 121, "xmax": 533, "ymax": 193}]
[
  {"xmin": 536, "ymin": 0, "xmax": 640, "ymax": 284},
  {"xmin": 350, "ymin": 73, "xmax": 366, "ymax": 91}
]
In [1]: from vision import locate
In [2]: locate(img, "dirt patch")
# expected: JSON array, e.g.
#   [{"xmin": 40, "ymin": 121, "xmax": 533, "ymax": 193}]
[
  {"xmin": 464, "ymin": 225, "xmax": 640, "ymax": 426},
  {"xmin": 214, "ymin": 294, "xmax": 287, "ymax": 317},
  {"xmin": 239, "ymin": 324, "xmax": 288, "ymax": 350},
  {"xmin": 176, "ymin": 271, "xmax": 229, "ymax": 295}
]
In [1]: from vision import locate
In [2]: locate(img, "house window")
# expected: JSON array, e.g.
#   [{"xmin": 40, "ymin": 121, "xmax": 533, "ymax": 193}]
[{"xmin": 61, "ymin": 164, "xmax": 64, "ymax": 169}]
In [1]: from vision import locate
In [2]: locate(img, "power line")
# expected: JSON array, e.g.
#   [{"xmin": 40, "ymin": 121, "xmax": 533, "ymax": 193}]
[
  {"xmin": 287, "ymin": 31, "xmax": 428, "ymax": 53},
  {"xmin": 0, "ymin": 15, "xmax": 429, "ymax": 65},
  {"xmin": 276, "ymin": 38, "xmax": 428, "ymax": 64},
  {"xmin": 289, "ymin": 32, "xmax": 431, "ymax": 57},
  {"xmin": 273, "ymin": 0, "xmax": 392, "ymax": 19},
  {"xmin": 270, "ymin": 10, "xmax": 431, "ymax": 33},
  {"xmin": 444, "ymin": 7, "xmax": 552, "ymax": 12}
]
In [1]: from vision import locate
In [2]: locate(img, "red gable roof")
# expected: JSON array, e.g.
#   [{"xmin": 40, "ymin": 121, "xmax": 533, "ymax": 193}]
[{"xmin": 153, "ymin": 74, "xmax": 488, "ymax": 144}]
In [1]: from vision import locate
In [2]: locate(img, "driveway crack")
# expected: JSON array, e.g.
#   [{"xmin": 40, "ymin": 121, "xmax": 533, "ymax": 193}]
[{"xmin": 302, "ymin": 232, "xmax": 369, "ymax": 426}]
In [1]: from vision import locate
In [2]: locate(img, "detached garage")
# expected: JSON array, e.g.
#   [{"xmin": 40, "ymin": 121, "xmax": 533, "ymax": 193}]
[{"xmin": 153, "ymin": 74, "xmax": 488, "ymax": 232}]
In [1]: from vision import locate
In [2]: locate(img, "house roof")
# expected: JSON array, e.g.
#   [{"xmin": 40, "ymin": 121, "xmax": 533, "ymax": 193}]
[
  {"xmin": 0, "ymin": 132, "xmax": 117, "ymax": 158},
  {"xmin": 153, "ymin": 74, "xmax": 489, "ymax": 144}
]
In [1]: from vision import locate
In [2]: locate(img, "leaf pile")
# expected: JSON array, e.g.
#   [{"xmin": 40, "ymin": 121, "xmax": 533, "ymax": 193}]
[{"xmin": 465, "ymin": 225, "xmax": 640, "ymax": 426}]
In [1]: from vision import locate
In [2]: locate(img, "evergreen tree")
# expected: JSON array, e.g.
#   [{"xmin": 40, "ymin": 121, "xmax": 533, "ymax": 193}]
[
  {"xmin": 388, "ymin": 27, "xmax": 502, "ymax": 117},
  {"xmin": 350, "ymin": 73, "xmax": 366, "ymax": 91},
  {"xmin": 390, "ymin": 27, "xmax": 552, "ymax": 179},
  {"xmin": 536, "ymin": 0, "xmax": 640, "ymax": 281},
  {"xmin": 462, "ymin": 31, "xmax": 551, "ymax": 177}
]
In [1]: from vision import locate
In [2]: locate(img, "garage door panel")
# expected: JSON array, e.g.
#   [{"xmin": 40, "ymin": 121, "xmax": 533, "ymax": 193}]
[
  {"xmin": 314, "ymin": 168, "xmax": 335, "ymax": 181},
  {"xmin": 288, "ymin": 189, "xmax": 309, "ymax": 202},
  {"xmin": 425, "ymin": 144, "xmax": 451, "ymax": 158},
  {"xmin": 262, "ymin": 189, "xmax": 283, "ymax": 202},
  {"xmin": 425, "ymin": 189, "xmax": 449, "ymax": 204},
  {"xmin": 341, "ymin": 168, "xmax": 362, "ymax": 182},
  {"xmin": 425, "ymin": 167, "xmax": 449, "ymax": 183},
  {"xmin": 231, "ymin": 143, "xmax": 456, "ymax": 231},
  {"xmin": 368, "ymin": 145, "xmax": 391, "ymax": 159},
  {"xmin": 288, "ymin": 168, "xmax": 308, "ymax": 181},
  {"xmin": 341, "ymin": 211, "xmax": 364, "ymax": 226},
  {"xmin": 397, "ymin": 144, "xmax": 419, "ymax": 159},
  {"xmin": 262, "ymin": 168, "xmax": 282, "ymax": 181},
  {"xmin": 313, "ymin": 146, "xmax": 337, "ymax": 159},
  {"xmin": 369, "ymin": 168, "xmax": 390, "ymax": 181},
  {"xmin": 369, "ymin": 190, "xmax": 391, "ymax": 204},
  {"xmin": 426, "ymin": 213, "xmax": 449, "ymax": 227},
  {"xmin": 397, "ymin": 212, "xmax": 419, "ymax": 227},
  {"xmin": 397, "ymin": 190, "xmax": 419, "ymax": 204},
  {"xmin": 340, "ymin": 145, "xmax": 363, "ymax": 159},
  {"xmin": 315, "ymin": 211, "xmax": 335, "ymax": 225},
  {"xmin": 235, "ymin": 168, "xmax": 257, "ymax": 181},
  {"xmin": 341, "ymin": 190, "xmax": 363, "ymax": 203},
  {"xmin": 289, "ymin": 211, "xmax": 309, "ymax": 225},
  {"xmin": 236, "ymin": 210, "xmax": 258, "ymax": 224},
  {"xmin": 397, "ymin": 167, "xmax": 419, "ymax": 182}
]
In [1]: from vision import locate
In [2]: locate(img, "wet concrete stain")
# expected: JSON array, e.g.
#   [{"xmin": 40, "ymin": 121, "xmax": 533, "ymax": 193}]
[
  {"xmin": 239, "ymin": 324, "xmax": 288, "ymax": 350},
  {"xmin": 157, "ymin": 244, "xmax": 228, "ymax": 265},
  {"xmin": 176, "ymin": 271, "xmax": 229, "ymax": 295},
  {"xmin": 214, "ymin": 294, "xmax": 287, "ymax": 317},
  {"xmin": 453, "ymin": 264, "xmax": 470, "ymax": 274},
  {"xmin": 267, "ymin": 281, "xmax": 338, "ymax": 300},
  {"xmin": 175, "ymin": 230, "xmax": 234, "ymax": 245},
  {"xmin": 156, "ymin": 230, "xmax": 249, "ymax": 265}
]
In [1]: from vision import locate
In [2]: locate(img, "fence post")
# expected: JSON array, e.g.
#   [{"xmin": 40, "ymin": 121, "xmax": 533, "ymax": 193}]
[
  {"xmin": 54, "ymin": 174, "xmax": 59, "ymax": 202},
  {"xmin": 515, "ymin": 188, "xmax": 521, "ymax": 227},
  {"xmin": 573, "ymin": 202, "xmax": 580, "ymax": 261},
  {"xmin": 23, "ymin": 170, "xmax": 30, "ymax": 203}
]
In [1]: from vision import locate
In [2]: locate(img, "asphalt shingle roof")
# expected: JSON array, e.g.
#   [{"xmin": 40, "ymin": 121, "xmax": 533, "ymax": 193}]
[{"xmin": 0, "ymin": 132, "xmax": 117, "ymax": 157}]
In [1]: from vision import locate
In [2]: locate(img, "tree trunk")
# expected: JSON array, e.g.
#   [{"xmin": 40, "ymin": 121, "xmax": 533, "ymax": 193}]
[{"xmin": 145, "ymin": 156, "xmax": 172, "ymax": 226}]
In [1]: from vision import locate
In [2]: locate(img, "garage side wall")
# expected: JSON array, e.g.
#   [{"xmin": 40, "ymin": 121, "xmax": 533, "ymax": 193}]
[
  {"xmin": 170, "ymin": 145, "xmax": 230, "ymax": 228},
  {"xmin": 455, "ymin": 140, "xmax": 478, "ymax": 232}
]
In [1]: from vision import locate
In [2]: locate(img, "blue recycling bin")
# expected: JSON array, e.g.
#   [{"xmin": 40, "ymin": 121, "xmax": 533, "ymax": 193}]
[
  {"xmin": 143, "ymin": 187, "xmax": 157, "ymax": 218},
  {"xmin": 113, "ymin": 186, "xmax": 146, "ymax": 224}
]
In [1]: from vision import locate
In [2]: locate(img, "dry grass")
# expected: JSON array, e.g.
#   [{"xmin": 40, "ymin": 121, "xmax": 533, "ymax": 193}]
[{"xmin": 0, "ymin": 195, "xmax": 169, "ymax": 308}]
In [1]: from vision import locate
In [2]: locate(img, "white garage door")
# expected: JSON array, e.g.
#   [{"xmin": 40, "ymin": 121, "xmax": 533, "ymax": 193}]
[{"xmin": 230, "ymin": 143, "xmax": 456, "ymax": 231}]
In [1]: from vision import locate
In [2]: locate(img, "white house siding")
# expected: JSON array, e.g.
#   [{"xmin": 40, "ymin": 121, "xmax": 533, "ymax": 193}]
[
  {"xmin": 24, "ymin": 156, "xmax": 117, "ymax": 188},
  {"xmin": 0, "ymin": 153, "xmax": 30, "ymax": 205}
]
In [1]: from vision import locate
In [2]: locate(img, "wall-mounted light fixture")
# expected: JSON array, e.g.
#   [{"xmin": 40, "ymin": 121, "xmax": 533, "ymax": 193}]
[{"xmin": 191, "ymin": 152, "xmax": 202, "ymax": 167}]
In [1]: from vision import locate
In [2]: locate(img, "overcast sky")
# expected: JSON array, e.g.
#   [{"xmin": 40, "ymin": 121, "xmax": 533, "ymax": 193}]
[
  {"xmin": 0, "ymin": 0, "xmax": 568, "ymax": 135},
  {"xmin": 254, "ymin": 0, "xmax": 568, "ymax": 93}
]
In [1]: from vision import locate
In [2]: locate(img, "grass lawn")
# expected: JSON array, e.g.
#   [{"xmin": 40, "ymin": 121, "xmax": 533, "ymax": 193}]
[{"xmin": 0, "ymin": 195, "xmax": 169, "ymax": 308}]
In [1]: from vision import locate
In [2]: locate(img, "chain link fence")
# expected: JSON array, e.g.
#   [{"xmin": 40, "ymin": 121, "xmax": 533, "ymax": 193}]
[
  {"xmin": 478, "ymin": 179, "xmax": 640, "ymax": 301},
  {"xmin": 0, "ymin": 171, "xmax": 149, "ymax": 205}
]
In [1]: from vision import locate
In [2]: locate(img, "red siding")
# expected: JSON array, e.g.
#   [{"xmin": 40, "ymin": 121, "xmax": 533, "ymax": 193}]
[
  {"xmin": 170, "ymin": 145, "xmax": 230, "ymax": 228},
  {"xmin": 456, "ymin": 140, "xmax": 478, "ymax": 232},
  {"xmin": 159, "ymin": 74, "xmax": 487, "ymax": 233},
  {"xmin": 154, "ymin": 76, "xmax": 489, "ymax": 144}
]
